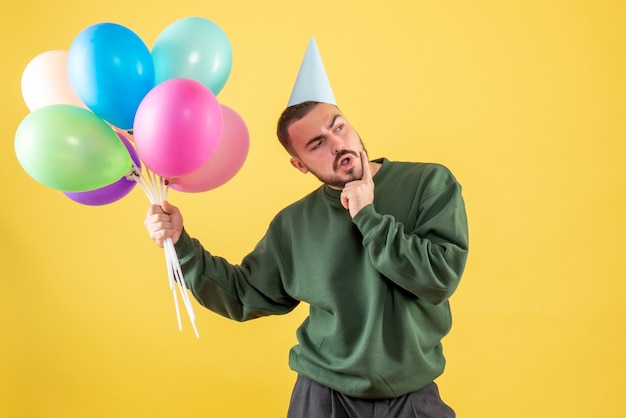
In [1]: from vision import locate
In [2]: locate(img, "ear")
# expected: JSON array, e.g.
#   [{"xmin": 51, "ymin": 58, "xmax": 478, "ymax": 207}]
[{"xmin": 290, "ymin": 157, "xmax": 309, "ymax": 174}]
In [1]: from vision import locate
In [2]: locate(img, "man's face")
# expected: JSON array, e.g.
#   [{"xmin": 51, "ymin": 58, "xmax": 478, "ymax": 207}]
[{"xmin": 287, "ymin": 103, "xmax": 366, "ymax": 190}]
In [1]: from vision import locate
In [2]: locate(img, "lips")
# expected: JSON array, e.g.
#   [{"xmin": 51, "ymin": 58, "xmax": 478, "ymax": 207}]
[{"xmin": 334, "ymin": 151, "xmax": 357, "ymax": 171}]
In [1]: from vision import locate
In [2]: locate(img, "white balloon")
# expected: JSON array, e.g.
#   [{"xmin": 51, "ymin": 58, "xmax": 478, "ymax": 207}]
[{"xmin": 21, "ymin": 50, "xmax": 86, "ymax": 111}]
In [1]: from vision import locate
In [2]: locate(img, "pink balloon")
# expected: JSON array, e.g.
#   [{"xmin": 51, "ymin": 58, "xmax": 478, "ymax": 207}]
[
  {"xmin": 133, "ymin": 78, "xmax": 223, "ymax": 177},
  {"xmin": 169, "ymin": 105, "xmax": 249, "ymax": 192},
  {"xmin": 21, "ymin": 50, "xmax": 87, "ymax": 111}
]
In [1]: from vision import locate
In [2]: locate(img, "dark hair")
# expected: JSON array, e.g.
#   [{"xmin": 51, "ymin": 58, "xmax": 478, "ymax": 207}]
[{"xmin": 276, "ymin": 101, "xmax": 322, "ymax": 155}]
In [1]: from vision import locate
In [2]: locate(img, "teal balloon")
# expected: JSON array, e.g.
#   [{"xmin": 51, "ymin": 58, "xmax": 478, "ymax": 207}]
[
  {"xmin": 15, "ymin": 105, "xmax": 133, "ymax": 192},
  {"xmin": 152, "ymin": 17, "xmax": 232, "ymax": 95}
]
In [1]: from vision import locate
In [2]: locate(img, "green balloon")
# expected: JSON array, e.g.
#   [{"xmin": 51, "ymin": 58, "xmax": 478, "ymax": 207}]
[{"xmin": 15, "ymin": 104, "xmax": 133, "ymax": 192}]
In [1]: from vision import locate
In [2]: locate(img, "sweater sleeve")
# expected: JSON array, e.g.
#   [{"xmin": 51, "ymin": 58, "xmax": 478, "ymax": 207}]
[
  {"xmin": 352, "ymin": 165, "xmax": 469, "ymax": 305},
  {"xmin": 173, "ymin": 228, "xmax": 299, "ymax": 321}
]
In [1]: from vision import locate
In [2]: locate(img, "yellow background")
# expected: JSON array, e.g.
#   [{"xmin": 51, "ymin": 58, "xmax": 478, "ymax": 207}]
[{"xmin": 1, "ymin": 0, "xmax": 625, "ymax": 417}]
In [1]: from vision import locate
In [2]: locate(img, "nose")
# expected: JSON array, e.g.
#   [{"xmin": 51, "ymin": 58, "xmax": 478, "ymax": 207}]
[{"xmin": 330, "ymin": 136, "xmax": 343, "ymax": 154}]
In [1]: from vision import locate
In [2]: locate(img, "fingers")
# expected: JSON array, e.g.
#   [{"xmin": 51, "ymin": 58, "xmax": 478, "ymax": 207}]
[
  {"xmin": 340, "ymin": 151, "xmax": 375, "ymax": 218},
  {"xmin": 161, "ymin": 200, "xmax": 177, "ymax": 215},
  {"xmin": 144, "ymin": 200, "xmax": 182, "ymax": 247},
  {"xmin": 145, "ymin": 200, "xmax": 178, "ymax": 216},
  {"xmin": 341, "ymin": 194, "xmax": 350, "ymax": 210},
  {"xmin": 360, "ymin": 150, "xmax": 372, "ymax": 181},
  {"xmin": 144, "ymin": 220, "xmax": 170, "ymax": 248},
  {"xmin": 146, "ymin": 203, "xmax": 164, "ymax": 217}
]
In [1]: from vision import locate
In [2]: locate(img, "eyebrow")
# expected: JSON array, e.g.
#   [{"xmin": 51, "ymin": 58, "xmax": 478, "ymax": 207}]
[{"xmin": 305, "ymin": 114, "xmax": 342, "ymax": 149}]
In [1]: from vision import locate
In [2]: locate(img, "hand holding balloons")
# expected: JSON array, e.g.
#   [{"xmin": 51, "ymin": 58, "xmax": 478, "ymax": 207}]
[{"xmin": 16, "ymin": 16, "xmax": 248, "ymax": 337}]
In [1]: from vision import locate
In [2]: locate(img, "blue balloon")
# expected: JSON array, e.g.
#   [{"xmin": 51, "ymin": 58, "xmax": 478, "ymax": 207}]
[{"xmin": 68, "ymin": 23, "xmax": 155, "ymax": 129}]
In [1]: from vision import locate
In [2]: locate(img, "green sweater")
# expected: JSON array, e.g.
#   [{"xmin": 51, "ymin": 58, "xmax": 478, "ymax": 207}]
[{"xmin": 174, "ymin": 158, "xmax": 469, "ymax": 399}]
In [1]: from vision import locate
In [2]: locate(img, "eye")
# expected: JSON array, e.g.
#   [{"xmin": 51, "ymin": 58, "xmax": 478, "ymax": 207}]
[
  {"xmin": 311, "ymin": 139, "xmax": 323, "ymax": 150},
  {"xmin": 335, "ymin": 124, "xmax": 344, "ymax": 133}
]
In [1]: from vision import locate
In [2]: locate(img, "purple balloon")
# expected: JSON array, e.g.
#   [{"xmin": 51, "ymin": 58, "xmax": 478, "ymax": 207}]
[{"xmin": 64, "ymin": 134, "xmax": 140, "ymax": 206}]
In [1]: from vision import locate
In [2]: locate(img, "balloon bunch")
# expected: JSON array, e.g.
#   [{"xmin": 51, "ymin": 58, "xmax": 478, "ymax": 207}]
[{"xmin": 15, "ymin": 17, "xmax": 251, "ymax": 337}]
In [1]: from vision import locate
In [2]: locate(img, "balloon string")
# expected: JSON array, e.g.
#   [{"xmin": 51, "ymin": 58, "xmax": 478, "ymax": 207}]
[{"xmin": 132, "ymin": 166, "xmax": 199, "ymax": 338}]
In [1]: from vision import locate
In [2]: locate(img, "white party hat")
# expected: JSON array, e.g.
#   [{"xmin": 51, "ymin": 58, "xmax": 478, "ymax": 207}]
[{"xmin": 287, "ymin": 37, "xmax": 337, "ymax": 107}]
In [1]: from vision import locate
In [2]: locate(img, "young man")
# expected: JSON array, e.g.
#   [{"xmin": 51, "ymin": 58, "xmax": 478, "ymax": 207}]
[{"xmin": 144, "ymin": 100, "xmax": 468, "ymax": 417}]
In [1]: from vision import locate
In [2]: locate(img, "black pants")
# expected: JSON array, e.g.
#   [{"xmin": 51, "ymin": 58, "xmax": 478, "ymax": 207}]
[{"xmin": 287, "ymin": 375, "xmax": 456, "ymax": 418}]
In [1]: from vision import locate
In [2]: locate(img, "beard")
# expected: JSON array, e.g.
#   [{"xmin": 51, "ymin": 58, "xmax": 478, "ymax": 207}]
[
  {"xmin": 309, "ymin": 169, "xmax": 354, "ymax": 189},
  {"xmin": 309, "ymin": 147, "xmax": 367, "ymax": 189}
]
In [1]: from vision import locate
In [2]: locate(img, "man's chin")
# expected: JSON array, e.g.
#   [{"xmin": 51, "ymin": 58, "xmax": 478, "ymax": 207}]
[{"xmin": 314, "ymin": 175, "xmax": 347, "ymax": 190}]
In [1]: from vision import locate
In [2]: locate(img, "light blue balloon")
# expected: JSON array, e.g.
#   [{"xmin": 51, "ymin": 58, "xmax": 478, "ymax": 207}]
[
  {"xmin": 152, "ymin": 17, "xmax": 232, "ymax": 95},
  {"xmin": 68, "ymin": 23, "xmax": 155, "ymax": 129}
]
